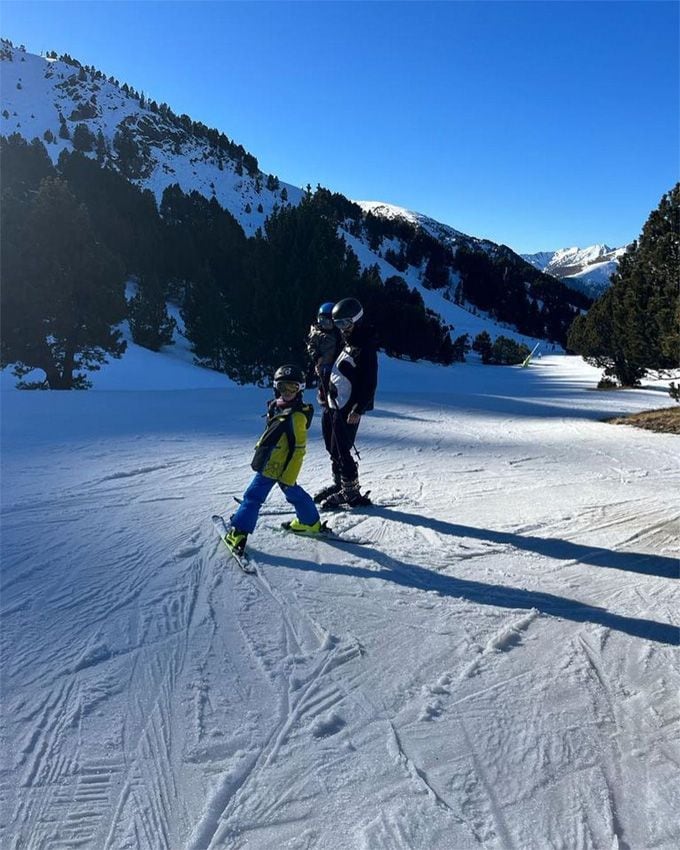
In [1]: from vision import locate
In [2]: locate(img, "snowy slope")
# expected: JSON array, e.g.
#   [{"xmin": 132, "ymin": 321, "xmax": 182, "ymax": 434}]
[
  {"xmin": 348, "ymin": 202, "xmax": 569, "ymax": 350},
  {"xmin": 2, "ymin": 346, "xmax": 678, "ymax": 850},
  {"xmin": 344, "ymin": 231, "xmax": 557, "ymax": 352},
  {"xmin": 356, "ymin": 200, "xmax": 501, "ymax": 256},
  {"xmin": 522, "ymin": 245, "xmax": 628, "ymax": 297},
  {"xmin": 0, "ymin": 43, "xmax": 302, "ymax": 236}
]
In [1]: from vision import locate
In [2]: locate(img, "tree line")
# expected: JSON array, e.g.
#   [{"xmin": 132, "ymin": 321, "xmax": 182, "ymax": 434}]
[
  {"xmin": 304, "ymin": 191, "xmax": 592, "ymax": 346},
  {"xmin": 568, "ymin": 184, "xmax": 679, "ymax": 388},
  {"xmin": 0, "ymin": 135, "xmax": 457, "ymax": 389}
]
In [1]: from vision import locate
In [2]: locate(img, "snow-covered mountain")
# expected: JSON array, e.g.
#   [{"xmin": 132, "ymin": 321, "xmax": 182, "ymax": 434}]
[
  {"xmin": 357, "ymin": 200, "xmax": 501, "ymax": 257},
  {"xmin": 0, "ymin": 41, "xmax": 584, "ymax": 355},
  {"xmin": 522, "ymin": 244, "xmax": 628, "ymax": 297},
  {"xmin": 0, "ymin": 43, "xmax": 504, "ymax": 261},
  {"xmin": 0, "ymin": 41, "xmax": 303, "ymax": 237}
]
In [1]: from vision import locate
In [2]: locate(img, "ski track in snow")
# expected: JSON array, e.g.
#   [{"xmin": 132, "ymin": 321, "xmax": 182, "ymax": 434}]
[{"xmin": 1, "ymin": 357, "xmax": 679, "ymax": 850}]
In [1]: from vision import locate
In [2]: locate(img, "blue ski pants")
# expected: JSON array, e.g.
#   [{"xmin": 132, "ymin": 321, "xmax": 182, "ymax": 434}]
[{"xmin": 231, "ymin": 472, "xmax": 319, "ymax": 533}]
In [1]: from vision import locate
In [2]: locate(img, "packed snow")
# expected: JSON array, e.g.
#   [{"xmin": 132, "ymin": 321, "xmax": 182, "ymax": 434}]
[{"xmin": 1, "ymin": 340, "xmax": 678, "ymax": 850}]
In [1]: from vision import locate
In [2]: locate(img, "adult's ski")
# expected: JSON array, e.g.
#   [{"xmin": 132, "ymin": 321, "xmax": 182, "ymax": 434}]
[
  {"xmin": 212, "ymin": 514, "xmax": 257, "ymax": 574},
  {"xmin": 235, "ymin": 493, "xmax": 399, "ymax": 515}
]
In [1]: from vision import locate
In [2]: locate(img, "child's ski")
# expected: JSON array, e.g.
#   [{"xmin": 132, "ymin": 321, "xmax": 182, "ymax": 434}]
[
  {"xmin": 276, "ymin": 521, "xmax": 372, "ymax": 546},
  {"xmin": 212, "ymin": 515, "xmax": 257, "ymax": 574}
]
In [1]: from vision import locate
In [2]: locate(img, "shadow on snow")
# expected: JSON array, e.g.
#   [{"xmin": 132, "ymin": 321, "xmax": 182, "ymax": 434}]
[
  {"xmin": 254, "ymin": 507, "xmax": 678, "ymax": 646},
  {"xmin": 360, "ymin": 506, "xmax": 680, "ymax": 580}
]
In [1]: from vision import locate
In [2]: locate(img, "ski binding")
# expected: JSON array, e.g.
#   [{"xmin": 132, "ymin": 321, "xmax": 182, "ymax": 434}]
[{"xmin": 277, "ymin": 520, "xmax": 372, "ymax": 547}]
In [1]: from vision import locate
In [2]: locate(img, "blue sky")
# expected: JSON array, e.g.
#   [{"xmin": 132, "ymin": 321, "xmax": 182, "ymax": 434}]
[{"xmin": 1, "ymin": 1, "xmax": 678, "ymax": 253}]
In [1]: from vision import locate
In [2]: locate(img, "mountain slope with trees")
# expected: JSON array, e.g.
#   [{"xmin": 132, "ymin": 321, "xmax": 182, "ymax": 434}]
[
  {"xmin": 2, "ymin": 40, "xmax": 592, "ymax": 388},
  {"xmin": 0, "ymin": 136, "xmax": 457, "ymax": 387},
  {"xmin": 567, "ymin": 183, "xmax": 679, "ymax": 386}
]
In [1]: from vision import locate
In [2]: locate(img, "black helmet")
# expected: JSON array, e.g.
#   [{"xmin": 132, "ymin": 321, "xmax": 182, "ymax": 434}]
[
  {"xmin": 332, "ymin": 297, "xmax": 363, "ymax": 330},
  {"xmin": 273, "ymin": 364, "xmax": 305, "ymax": 394},
  {"xmin": 317, "ymin": 301, "xmax": 335, "ymax": 330}
]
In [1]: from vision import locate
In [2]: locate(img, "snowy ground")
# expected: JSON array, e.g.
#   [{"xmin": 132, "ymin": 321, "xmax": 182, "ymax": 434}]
[{"xmin": 1, "ymin": 353, "xmax": 678, "ymax": 850}]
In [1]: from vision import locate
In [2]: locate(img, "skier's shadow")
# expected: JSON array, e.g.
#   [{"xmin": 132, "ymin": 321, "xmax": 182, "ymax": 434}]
[
  {"xmin": 255, "ymin": 544, "xmax": 678, "ymax": 646},
  {"xmin": 256, "ymin": 506, "xmax": 678, "ymax": 646},
  {"xmin": 354, "ymin": 505, "xmax": 679, "ymax": 580}
]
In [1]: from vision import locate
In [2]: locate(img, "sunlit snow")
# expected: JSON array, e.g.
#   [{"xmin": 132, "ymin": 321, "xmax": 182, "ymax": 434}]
[{"xmin": 2, "ymin": 340, "xmax": 678, "ymax": 850}]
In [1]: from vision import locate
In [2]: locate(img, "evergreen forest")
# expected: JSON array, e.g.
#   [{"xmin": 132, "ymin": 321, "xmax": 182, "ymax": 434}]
[{"xmin": 0, "ymin": 135, "xmax": 456, "ymax": 388}]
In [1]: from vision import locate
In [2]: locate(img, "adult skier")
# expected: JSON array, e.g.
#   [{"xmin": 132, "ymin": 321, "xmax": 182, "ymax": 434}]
[
  {"xmin": 306, "ymin": 302, "xmax": 342, "ymax": 405},
  {"xmin": 225, "ymin": 364, "xmax": 322, "ymax": 555},
  {"xmin": 316, "ymin": 297, "xmax": 378, "ymax": 509}
]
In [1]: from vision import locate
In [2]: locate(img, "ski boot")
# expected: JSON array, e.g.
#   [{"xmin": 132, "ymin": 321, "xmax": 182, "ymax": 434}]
[
  {"xmin": 282, "ymin": 518, "xmax": 325, "ymax": 535},
  {"xmin": 321, "ymin": 479, "xmax": 372, "ymax": 510},
  {"xmin": 225, "ymin": 525, "xmax": 248, "ymax": 556},
  {"xmin": 313, "ymin": 479, "xmax": 341, "ymax": 504}
]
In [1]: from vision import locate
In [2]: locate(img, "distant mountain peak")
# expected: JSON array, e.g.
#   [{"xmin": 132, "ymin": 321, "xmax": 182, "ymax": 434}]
[{"xmin": 521, "ymin": 243, "xmax": 629, "ymax": 297}]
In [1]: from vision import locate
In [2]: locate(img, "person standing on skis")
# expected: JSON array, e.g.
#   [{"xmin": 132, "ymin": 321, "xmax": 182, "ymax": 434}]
[
  {"xmin": 225, "ymin": 364, "xmax": 323, "ymax": 555},
  {"xmin": 305, "ymin": 302, "xmax": 342, "ymax": 406},
  {"xmin": 316, "ymin": 297, "xmax": 378, "ymax": 509}
]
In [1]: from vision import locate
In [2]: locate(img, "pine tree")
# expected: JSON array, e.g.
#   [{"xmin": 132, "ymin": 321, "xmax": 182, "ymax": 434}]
[
  {"xmin": 95, "ymin": 129, "xmax": 107, "ymax": 164},
  {"xmin": 113, "ymin": 124, "xmax": 143, "ymax": 177},
  {"xmin": 489, "ymin": 336, "xmax": 530, "ymax": 365},
  {"xmin": 568, "ymin": 183, "xmax": 680, "ymax": 385},
  {"xmin": 1, "ymin": 178, "xmax": 126, "ymax": 388},
  {"xmin": 472, "ymin": 331, "xmax": 493, "ymax": 363},
  {"xmin": 0, "ymin": 134, "xmax": 55, "ymax": 194},
  {"xmin": 128, "ymin": 274, "xmax": 176, "ymax": 351},
  {"xmin": 72, "ymin": 122, "xmax": 95, "ymax": 152}
]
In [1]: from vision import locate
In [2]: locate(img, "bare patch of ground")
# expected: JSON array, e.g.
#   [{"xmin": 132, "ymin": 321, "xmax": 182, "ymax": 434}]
[{"xmin": 606, "ymin": 407, "xmax": 680, "ymax": 434}]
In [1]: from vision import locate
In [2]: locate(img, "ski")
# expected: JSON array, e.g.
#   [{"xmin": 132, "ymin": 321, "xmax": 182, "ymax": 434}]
[
  {"xmin": 320, "ymin": 497, "xmax": 401, "ymax": 512},
  {"xmin": 212, "ymin": 514, "xmax": 257, "ymax": 574},
  {"xmin": 235, "ymin": 493, "xmax": 399, "ymax": 515},
  {"xmin": 275, "ymin": 521, "xmax": 372, "ymax": 547}
]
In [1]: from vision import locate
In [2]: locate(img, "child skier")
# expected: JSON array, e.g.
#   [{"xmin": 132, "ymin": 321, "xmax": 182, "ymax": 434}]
[{"xmin": 225, "ymin": 364, "xmax": 322, "ymax": 556}]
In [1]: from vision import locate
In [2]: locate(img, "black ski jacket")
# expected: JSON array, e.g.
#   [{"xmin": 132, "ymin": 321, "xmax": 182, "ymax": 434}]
[{"xmin": 328, "ymin": 321, "xmax": 378, "ymax": 414}]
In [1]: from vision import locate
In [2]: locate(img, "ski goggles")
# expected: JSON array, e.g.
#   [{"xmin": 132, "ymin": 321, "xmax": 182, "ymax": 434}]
[
  {"xmin": 333, "ymin": 317, "xmax": 354, "ymax": 330},
  {"xmin": 274, "ymin": 380, "xmax": 303, "ymax": 395}
]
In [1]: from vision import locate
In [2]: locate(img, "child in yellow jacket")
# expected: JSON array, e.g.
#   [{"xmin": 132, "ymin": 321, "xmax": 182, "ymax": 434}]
[{"xmin": 226, "ymin": 365, "xmax": 321, "ymax": 555}]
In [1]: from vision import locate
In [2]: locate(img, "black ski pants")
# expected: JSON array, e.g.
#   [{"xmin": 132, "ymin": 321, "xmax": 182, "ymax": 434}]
[{"xmin": 322, "ymin": 407, "xmax": 360, "ymax": 482}]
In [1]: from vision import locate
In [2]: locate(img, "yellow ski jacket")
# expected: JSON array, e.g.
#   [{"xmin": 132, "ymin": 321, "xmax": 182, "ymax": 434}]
[{"xmin": 251, "ymin": 398, "xmax": 314, "ymax": 486}]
